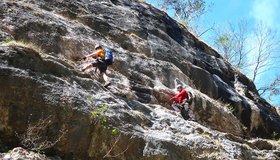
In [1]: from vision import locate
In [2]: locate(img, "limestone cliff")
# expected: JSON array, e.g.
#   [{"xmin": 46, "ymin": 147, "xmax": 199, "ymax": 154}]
[{"xmin": 0, "ymin": 0, "xmax": 280, "ymax": 159}]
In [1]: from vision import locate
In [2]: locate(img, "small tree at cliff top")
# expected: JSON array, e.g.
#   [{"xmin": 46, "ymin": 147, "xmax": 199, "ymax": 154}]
[
  {"xmin": 214, "ymin": 20, "xmax": 250, "ymax": 70},
  {"xmin": 214, "ymin": 21, "xmax": 280, "ymax": 101},
  {"xmin": 154, "ymin": 0, "xmax": 213, "ymax": 37}
]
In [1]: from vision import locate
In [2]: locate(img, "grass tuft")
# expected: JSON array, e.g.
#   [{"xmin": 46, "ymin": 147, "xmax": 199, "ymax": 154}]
[{"xmin": 0, "ymin": 40, "xmax": 44, "ymax": 54}]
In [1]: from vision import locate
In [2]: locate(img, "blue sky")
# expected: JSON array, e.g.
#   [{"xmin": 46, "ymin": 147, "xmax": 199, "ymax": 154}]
[
  {"xmin": 202, "ymin": 0, "xmax": 254, "ymax": 25},
  {"xmin": 147, "ymin": 0, "xmax": 280, "ymax": 106},
  {"xmin": 203, "ymin": 0, "xmax": 280, "ymax": 106}
]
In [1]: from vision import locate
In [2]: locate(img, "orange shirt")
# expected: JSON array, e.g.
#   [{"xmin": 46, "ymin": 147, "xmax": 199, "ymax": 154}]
[{"xmin": 96, "ymin": 49, "xmax": 105, "ymax": 59}]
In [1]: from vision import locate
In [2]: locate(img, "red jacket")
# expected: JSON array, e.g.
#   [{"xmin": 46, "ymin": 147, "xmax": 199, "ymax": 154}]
[{"xmin": 171, "ymin": 90, "xmax": 188, "ymax": 104}]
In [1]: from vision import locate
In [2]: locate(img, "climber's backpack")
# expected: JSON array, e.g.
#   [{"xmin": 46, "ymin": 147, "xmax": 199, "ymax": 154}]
[
  {"xmin": 104, "ymin": 48, "xmax": 114, "ymax": 65},
  {"xmin": 187, "ymin": 91, "xmax": 194, "ymax": 105}
]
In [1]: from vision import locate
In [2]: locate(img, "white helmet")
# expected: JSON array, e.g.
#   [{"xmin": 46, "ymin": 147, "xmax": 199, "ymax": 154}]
[
  {"xmin": 176, "ymin": 84, "xmax": 182, "ymax": 89},
  {"xmin": 95, "ymin": 44, "xmax": 102, "ymax": 49}
]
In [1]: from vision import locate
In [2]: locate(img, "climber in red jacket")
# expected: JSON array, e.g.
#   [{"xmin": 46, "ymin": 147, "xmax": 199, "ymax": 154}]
[
  {"xmin": 170, "ymin": 84, "xmax": 189, "ymax": 104},
  {"xmin": 170, "ymin": 84, "xmax": 195, "ymax": 120}
]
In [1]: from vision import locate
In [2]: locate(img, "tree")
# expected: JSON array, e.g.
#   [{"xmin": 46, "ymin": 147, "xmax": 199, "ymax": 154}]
[
  {"xmin": 154, "ymin": 0, "xmax": 213, "ymax": 36},
  {"xmin": 229, "ymin": 20, "xmax": 250, "ymax": 70},
  {"xmin": 258, "ymin": 75, "xmax": 280, "ymax": 97},
  {"xmin": 214, "ymin": 20, "xmax": 250, "ymax": 70},
  {"xmin": 214, "ymin": 33, "xmax": 235, "ymax": 63},
  {"xmin": 214, "ymin": 21, "xmax": 280, "ymax": 100},
  {"xmin": 250, "ymin": 23, "xmax": 279, "ymax": 82}
]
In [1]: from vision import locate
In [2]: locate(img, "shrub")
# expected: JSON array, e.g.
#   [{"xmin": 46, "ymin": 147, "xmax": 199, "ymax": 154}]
[{"xmin": 16, "ymin": 116, "xmax": 67, "ymax": 152}]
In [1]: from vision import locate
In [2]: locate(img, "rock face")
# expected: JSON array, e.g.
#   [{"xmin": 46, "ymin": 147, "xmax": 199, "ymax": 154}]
[
  {"xmin": 0, "ymin": 147, "xmax": 55, "ymax": 160},
  {"xmin": 0, "ymin": 0, "xmax": 280, "ymax": 159}
]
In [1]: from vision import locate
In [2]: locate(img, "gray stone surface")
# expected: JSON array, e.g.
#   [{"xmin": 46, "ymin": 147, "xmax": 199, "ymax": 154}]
[{"xmin": 0, "ymin": 0, "xmax": 280, "ymax": 159}]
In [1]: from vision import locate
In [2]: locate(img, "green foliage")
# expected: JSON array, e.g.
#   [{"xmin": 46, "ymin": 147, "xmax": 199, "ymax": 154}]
[
  {"xmin": 154, "ymin": 0, "xmax": 211, "ymax": 35},
  {"xmin": 272, "ymin": 131, "xmax": 279, "ymax": 139},
  {"xmin": 7, "ymin": 150, "xmax": 12, "ymax": 154},
  {"xmin": 213, "ymin": 20, "xmax": 250, "ymax": 70},
  {"xmin": 199, "ymin": 133, "xmax": 211, "ymax": 139},
  {"xmin": 90, "ymin": 104, "xmax": 108, "ymax": 120},
  {"xmin": 214, "ymin": 34, "xmax": 236, "ymax": 62},
  {"xmin": 111, "ymin": 129, "xmax": 119, "ymax": 136},
  {"xmin": 217, "ymin": 35, "xmax": 232, "ymax": 47},
  {"xmin": 225, "ymin": 103, "xmax": 235, "ymax": 113},
  {"xmin": 160, "ymin": 0, "xmax": 207, "ymax": 23},
  {"xmin": 87, "ymin": 96, "xmax": 94, "ymax": 103},
  {"xmin": 90, "ymin": 104, "xmax": 119, "ymax": 136}
]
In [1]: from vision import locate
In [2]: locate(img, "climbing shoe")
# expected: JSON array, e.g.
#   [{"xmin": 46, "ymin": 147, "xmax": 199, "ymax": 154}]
[{"xmin": 103, "ymin": 82, "xmax": 111, "ymax": 88}]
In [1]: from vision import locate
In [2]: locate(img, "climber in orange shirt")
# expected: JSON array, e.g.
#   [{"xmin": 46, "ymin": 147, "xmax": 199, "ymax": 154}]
[
  {"xmin": 80, "ymin": 44, "xmax": 107, "ymax": 73},
  {"xmin": 80, "ymin": 44, "xmax": 111, "ymax": 87}
]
